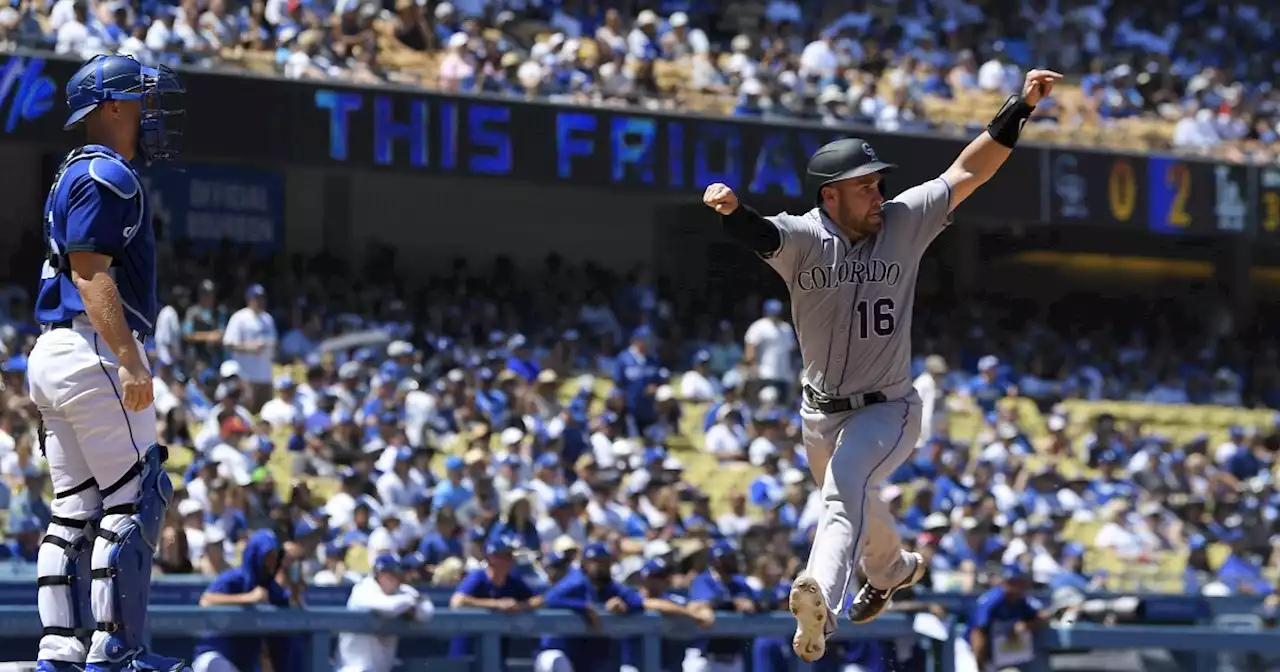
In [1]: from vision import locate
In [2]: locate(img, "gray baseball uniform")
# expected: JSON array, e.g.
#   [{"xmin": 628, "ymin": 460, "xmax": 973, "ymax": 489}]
[{"xmin": 762, "ymin": 176, "xmax": 952, "ymax": 619}]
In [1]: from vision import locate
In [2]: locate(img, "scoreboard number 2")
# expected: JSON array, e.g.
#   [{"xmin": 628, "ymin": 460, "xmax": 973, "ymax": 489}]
[
  {"xmin": 1164, "ymin": 162, "xmax": 1192, "ymax": 228},
  {"xmin": 1108, "ymin": 160, "xmax": 1136, "ymax": 222}
]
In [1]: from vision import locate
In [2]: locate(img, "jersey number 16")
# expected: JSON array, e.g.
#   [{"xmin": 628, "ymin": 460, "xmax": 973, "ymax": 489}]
[{"xmin": 855, "ymin": 298, "xmax": 896, "ymax": 338}]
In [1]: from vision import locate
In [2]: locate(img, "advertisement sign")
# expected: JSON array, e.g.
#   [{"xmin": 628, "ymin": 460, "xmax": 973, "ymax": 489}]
[
  {"xmin": 141, "ymin": 164, "xmax": 284, "ymax": 252},
  {"xmin": 0, "ymin": 54, "xmax": 1271, "ymax": 239}
]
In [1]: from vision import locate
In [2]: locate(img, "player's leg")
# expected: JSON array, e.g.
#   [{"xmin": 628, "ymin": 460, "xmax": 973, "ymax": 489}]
[
  {"xmin": 28, "ymin": 333, "xmax": 97, "ymax": 671},
  {"xmin": 34, "ymin": 409, "xmax": 99, "ymax": 671},
  {"xmin": 792, "ymin": 399, "xmax": 922, "ymax": 656},
  {"xmin": 848, "ymin": 482, "xmax": 925, "ymax": 624},
  {"xmin": 57, "ymin": 334, "xmax": 185, "ymax": 672},
  {"xmin": 789, "ymin": 407, "xmax": 841, "ymax": 662}
]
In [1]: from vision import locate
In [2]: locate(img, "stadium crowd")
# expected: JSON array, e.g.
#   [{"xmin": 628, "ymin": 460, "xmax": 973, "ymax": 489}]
[
  {"xmin": 2, "ymin": 0, "xmax": 1280, "ymax": 161},
  {"xmin": 0, "ymin": 243, "xmax": 1276, "ymax": 667}
]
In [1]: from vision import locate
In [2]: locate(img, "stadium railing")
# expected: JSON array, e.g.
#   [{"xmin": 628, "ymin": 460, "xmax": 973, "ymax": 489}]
[{"xmin": 0, "ymin": 606, "xmax": 1277, "ymax": 672}]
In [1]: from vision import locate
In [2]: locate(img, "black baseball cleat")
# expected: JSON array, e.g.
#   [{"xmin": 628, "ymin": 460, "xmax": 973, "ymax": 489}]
[{"xmin": 848, "ymin": 551, "xmax": 926, "ymax": 624}]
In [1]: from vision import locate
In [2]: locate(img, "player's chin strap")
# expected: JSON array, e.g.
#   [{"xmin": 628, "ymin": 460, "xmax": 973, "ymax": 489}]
[{"xmin": 88, "ymin": 443, "xmax": 175, "ymax": 665}]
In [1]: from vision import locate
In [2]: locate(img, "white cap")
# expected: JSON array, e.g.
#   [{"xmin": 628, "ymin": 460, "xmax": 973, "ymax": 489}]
[
  {"xmin": 662, "ymin": 457, "xmax": 684, "ymax": 471},
  {"xmin": 881, "ymin": 484, "xmax": 902, "ymax": 503},
  {"xmin": 923, "ymin": 512, "xmax": 950, "ymax": 530},
  {"xmin": 448, "ymin": 31, "xmax": 469, "ymax": 49},
  {"xmin": 446, "ymin": 368, "xmax": 466, "ymax": 383},
  {"xmin": 781, "ymin": 468, "xmax": 806, "ymax": 486},
  {"xmin": 731, "ymin": 34, "xmax": 750, "ymax": 52},
  {"xmin": 668, "ymin": 11, "xmax": 687, "ymax": 27},
  {"xmin": 637, "ymin": 9, "xmax": 658, "ymax": 25},
  {"xmin": 655, "ymin": 385, "xmax": 674, "ymax": 402},
  {"xmin": 387, "ymin": 340, "xmax": 413, "ymax": 357},
  {"xmin": 204, "ymin": 525, "xmax": 227, "ymax": 545},
  {"xmin": 741, "ymin": 78, "xmax": 764, "ymax": 96},
  {"xmin": 219, "ymin": 360, "xmax": 242, "ymax": 379},
  {"xmin": 500, "ymin": 427, "xmax": 525, "ymax": 446},
  {"xmin": 434, "ymin": 1, "xmax": 453, "ymax": 16},
  {"xmin": 612, "ymin": 439, "xmax": 638, "ymax": 457},
  {"xmin": 978, "ymin": 355, "xmax": 999, "ymax": 372},
  {"xmin": 996, "ymin": 422, "xmax": 1019, "ymax": 440},
  {"xmin": 518, "ymin": 59, "xmax": 544, "ymax": 86},
  {"xmin": 338, "ymin": 360, "xmax": 362, "ymax": 380},
  {"xmin": 758, "ymin": 386, "xmax": 778, "ymax": 404},
  {"xmin": 644, "ymin": 539, "xmax": 673, "ymax": 559},
  {"xmin": 1047, "ymin": 415, "xmax": 1067, "ymax": 432},
  {"xmin": 177, "ymin": 499, "xmax": 204, "ymax": 518}
]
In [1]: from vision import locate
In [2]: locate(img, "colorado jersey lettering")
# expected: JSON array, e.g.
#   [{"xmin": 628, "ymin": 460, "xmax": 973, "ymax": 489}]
[
  {"xmin": 34, "ymin": 145, "xmax": 157, "ymax": 335},
  {"xmin": 760, "ymin": 177, "xmax": 952, "ymax": 398}
]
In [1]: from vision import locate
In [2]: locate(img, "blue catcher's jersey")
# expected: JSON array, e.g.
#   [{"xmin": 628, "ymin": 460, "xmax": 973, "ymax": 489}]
[{"xmin": 34, "ymin": 145, "xmax": 157, "ymax": 336}]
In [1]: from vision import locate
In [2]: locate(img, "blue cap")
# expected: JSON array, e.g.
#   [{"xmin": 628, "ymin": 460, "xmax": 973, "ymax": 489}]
[
  {"xmin": 401, "ymin": 551, "xmax": 426, "ymax": 570},
  {"xmin": 546, "ymin": 550, "xmax": 571, "ymax": 566},
  {"xmin": 640, "ymin": 558, "xmax": 671, "ymax": 579},
  {"xmin": 246, "ymin": 284, "xmax": 266, "ymax": 299},
  {"xmin": 287, "ymin": 434, "xmax": 306, "ymax": 453},
  {"xmin": 507, "ymin": 334, "xmax": 527, "ymax": 350},
  {"xmin": 395, "ymin": 446, "xmax": 414, "ymax": 462},
  {"xmin": 485, "ymin": 535, "xmax": 515, "ymax": 555},
  {"xmin": 644, "ymin": 447, "xmax": 667, "ymax": 464},
  {"xmin": 335, "ymin": 409, "xmax": 354, "ymax": 424},
  {"xmin": 275, "ymin": 374, "xmax": 295, "ymax": 390},
  {"xmin": 549, "ymin": 494, "xmax": 571, "ymax": 510},
  {"xmin": 1062, "ymin": 542, "xmax": 1086, "ymax": 558},
  {"xmin": 372, "ymin": 554, "xmax": 402, "ymax": 574},
  {"xmin": 379, "ymin": 411, "xmax": 400, "ymax": 426},
  {"xmin": 445, "ymin": 456, "xmax": 465, "ymax": 471},
  {"xmin": 582, "ymin": 542, "xmax": 611, "ymax": 561},
  {"xmin": 563, "ymin": 329, "xmax": 580, "ymax": 341},
  {"xmin": 354, "ymin": 348, "xmax": 375, "ymax": 363},
  {"xmin": 1189, "ymin": 534, "xmax": 1207, "ymax": 551},
  {"xmin": 536, "ymin": 453, "xmax": 560, "ymax": 469},
  {"xmin": 1001, "ymin": 564, "xmax": 1028, "ymax": 581},
  {"xmin": 324, "ymin": 539, "xmax": 349, "ymax": 558},
  {"xmin": 477, "ymin": 368, "xmax": 494, "ymax": 381},
  {"xmin": 488, "ymin": 330, "xmax": 505, "ymax": 345},
  {"xmin": 468, "ymin": 526, "xmax": 488, "ymax": 542},
  {"xmin": 294, "ymin": 515, "xmax": 320, "ymax": 538},
  {"xmin": 631, "ymin": 326, "xmax": 652, "ymax": 342},
  {"xmin": 601, "ymin": 411, "xmax": 619, "ymax": 425},
  {"xmin": 763, "ymin": 299, "xmax": 783, "ymax": 315},
  {"xmin": 709, "ymin": 540, "xmax": 735, "ymax": 561},
  {"xmin": 694, "ymin": 349, "xmax": 711, "ymax": 364},
  {"xmin": 339, "ymin": 466, "xmax": 359, "ymax": 481}
]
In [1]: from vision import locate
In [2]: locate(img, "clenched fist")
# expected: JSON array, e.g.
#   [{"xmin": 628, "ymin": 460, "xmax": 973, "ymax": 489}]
[{"xmin": 703, "ymin": 183, "xmax": 739, "ymax": 215}]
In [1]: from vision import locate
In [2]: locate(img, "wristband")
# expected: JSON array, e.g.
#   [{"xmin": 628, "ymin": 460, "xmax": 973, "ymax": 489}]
[{"xmin": 986, "ymin": 95, "xmax": 1036, "ymax": 149}]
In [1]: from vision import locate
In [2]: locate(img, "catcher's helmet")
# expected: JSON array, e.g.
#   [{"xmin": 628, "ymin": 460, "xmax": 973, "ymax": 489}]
[
  {"xmin": 64, "ymin": 54, "xmax": 185, "ymax": 163},
  {"xmin": 805, "ymin": 138, "xmax": 897, "ymax": 204}
]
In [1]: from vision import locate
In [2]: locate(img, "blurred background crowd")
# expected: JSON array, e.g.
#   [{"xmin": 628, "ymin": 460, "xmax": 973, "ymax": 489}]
[
  {"xmin": 0, "ymin": 240, "xmax": 1275, "ymax": 617},
  {"xmin": 2, "ymin": 0, "xmax": 1279, "ymax": 161}
]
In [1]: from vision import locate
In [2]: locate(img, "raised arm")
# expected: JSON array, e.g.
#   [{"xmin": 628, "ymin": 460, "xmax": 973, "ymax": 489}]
[{"xmin": 941, "ymin": 69, "xmax": 1062, "ymax": 211}]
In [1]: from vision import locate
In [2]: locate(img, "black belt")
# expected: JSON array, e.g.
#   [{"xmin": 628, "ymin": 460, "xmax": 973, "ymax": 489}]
[
  {"xmin": 803, "ymin": 385, "xmax": 887, "ymax": 413},
  {"xmin": 42, "ymin": 320, "xmax": 144, "ymax": 342}
]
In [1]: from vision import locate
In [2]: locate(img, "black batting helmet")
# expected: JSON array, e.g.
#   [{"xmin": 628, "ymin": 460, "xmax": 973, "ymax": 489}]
[{"xmin": 804, "ymin": 138, "xmax": 897, "ymax": 205}]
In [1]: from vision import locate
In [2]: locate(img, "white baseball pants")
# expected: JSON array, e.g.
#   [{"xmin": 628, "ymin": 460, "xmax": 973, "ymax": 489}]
[
  {"xmin": 28, "ymin": 321, "xmax": 156, "ymax": 664},
  {"xmin": 799, "ymin": 388, "xmax": 922, "ymax": 625}
]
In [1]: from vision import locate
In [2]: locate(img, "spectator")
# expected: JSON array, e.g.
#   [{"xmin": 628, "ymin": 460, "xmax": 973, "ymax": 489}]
[
  {"xmin": 537, "ymin": 543, "xmax": 645, "ymax": 672},
  {"xmin": 336, "ymin": 555, "xmax": 435, "ymax": 672},
  {"xmin": 449, "ymin": 536, "xmax": 538, "ymax": 658},
  {"xmin": 964, "ymin": 566, "xmax": 1045, "ymax": 671},
  {"xmin": 222, "ymin": 284, "xmax": 278, "ymax": 412},
  {"xmin": 195, "ymin": 530, "xmax": 292, "ymax": 672},
  {"xmin": 744, "ymin": 300, "xmax": 796, "ymax": 403}
]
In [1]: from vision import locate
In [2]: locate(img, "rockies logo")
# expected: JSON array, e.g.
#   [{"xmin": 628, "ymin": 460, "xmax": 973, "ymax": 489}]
[{"xmin": 862, "ymin": 143, "xmax": 878, "ymax": 161}]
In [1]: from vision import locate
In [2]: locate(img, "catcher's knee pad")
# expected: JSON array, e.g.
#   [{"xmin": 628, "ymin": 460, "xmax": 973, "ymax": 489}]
[
  {"xmin": 90, "ymin": 444, "xmax": 173, "ymax": 648},
  {"xmin": 38, "ymin": 514, "xmax": 93, "ymax": 650}
]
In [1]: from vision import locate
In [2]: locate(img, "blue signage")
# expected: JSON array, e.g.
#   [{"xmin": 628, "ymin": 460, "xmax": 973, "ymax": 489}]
[
  {"xmin": 0, "ymin": 56, "xmax": 57, "ymax": 134},
  {"xmin": 141, "ymin": 164, "xmax": 285, "ymax": 252}
]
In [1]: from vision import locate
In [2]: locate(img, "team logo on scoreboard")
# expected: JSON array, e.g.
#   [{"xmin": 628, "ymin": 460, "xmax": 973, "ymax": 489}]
[{"xmin": 1052, "ymin": 154, "xmax": 1088, "ymax": 219}]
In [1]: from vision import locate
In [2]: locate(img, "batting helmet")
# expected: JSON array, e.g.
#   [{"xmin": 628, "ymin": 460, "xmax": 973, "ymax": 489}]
[{"xmin": 804, "ymin": 138, "xmax": 897, "ymax": 205}]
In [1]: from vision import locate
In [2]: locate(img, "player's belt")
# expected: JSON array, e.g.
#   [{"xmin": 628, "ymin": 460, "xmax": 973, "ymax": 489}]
[
  {"xmin": 41, "ymin": 319, "xmax": 143, "ymax": 341},
  {"xmin": 802, "ymin": 384, "xmax": 887, "ymax": 414}
]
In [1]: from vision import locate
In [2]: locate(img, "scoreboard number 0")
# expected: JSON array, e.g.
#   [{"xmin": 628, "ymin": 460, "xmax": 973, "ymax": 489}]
[{"xmin": 1108, "ymin": 160, "xmax": 1136, "ymax": 222}]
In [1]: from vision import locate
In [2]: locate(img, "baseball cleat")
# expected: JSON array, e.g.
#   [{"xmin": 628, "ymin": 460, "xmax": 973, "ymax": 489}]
[
  {"xmin": 848, "ymin": 551, "xmax": 926, "ymax": 624},
  {"xmin": 789, "ymin": 575, "xmax": 828, "ymax": 662}
]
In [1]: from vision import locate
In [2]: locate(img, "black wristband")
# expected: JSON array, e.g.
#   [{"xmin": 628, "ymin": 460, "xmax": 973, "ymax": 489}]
[{"xmin": 986, "ymin": 95, "xmax": 1036, "ymax": 149}]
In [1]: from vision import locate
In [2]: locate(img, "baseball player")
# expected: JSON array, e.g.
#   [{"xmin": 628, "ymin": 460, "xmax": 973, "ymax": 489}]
[
  {"xmin": 703, "ymin": 69, "xmax": 1061, "ymax": 662},
  {"xmin": 28, "ymin": 54, "xmax": 186, "ymax": 672}
]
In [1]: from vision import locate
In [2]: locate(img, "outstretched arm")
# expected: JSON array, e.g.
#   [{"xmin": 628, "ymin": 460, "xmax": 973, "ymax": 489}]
[{"xmin": 942, "ymin": 69, "xmax": 1062, "ymax": 211}]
